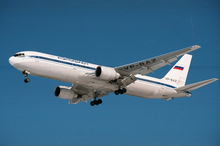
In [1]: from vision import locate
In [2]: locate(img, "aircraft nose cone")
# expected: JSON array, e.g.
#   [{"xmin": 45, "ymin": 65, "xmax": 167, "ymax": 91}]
[{"xmin": 9, "ymin": 56, "xmax": 16, "ymax": 66}]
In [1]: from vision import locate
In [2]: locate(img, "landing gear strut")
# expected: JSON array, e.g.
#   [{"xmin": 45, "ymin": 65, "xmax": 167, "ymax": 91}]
[
  {"xmin": 22, "ymin": 70, "xmax": 30, "ymax": 83},
  {"xmin": 114, "ymin": 88, "xmax": 127, "ymax": 95},
  {"xmin": 90, "ymin": 98, "xmax": 102, "ymax": 106}
]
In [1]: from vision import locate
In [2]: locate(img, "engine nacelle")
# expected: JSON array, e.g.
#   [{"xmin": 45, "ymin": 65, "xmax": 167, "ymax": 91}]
[
  {"xmin": 95, "ymin": 66, "xmax": 120, "ymax": 80},
  {"xmin": 54, "ymin": 86, "xmax": 78, "ymax": 100}
]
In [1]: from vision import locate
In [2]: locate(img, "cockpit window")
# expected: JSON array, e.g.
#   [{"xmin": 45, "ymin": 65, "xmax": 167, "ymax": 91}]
[{"xmin": 14, "ymin": 53, "xmax": 25, "ymax": 57}]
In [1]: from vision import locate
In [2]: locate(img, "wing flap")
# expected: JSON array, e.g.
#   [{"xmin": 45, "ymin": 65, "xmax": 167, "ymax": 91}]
[{"xmin": 175, "ymin": 78, "xmax": 218, "ymax": 92}]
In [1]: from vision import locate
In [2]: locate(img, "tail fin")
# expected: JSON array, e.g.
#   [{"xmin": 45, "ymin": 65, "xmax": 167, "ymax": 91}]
[{"xmin": 162, "ymin": 54, "xmax": 192, "ymax": 87}]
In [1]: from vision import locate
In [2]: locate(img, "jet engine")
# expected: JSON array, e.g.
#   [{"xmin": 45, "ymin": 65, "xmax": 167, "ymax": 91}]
[
  {"xmin": 54, "ymin": 86, "xmax": 79, "ymax": 100},
  {"xmin": 95, "ymin": 66, "xmax": 120, "ymax": 80}
]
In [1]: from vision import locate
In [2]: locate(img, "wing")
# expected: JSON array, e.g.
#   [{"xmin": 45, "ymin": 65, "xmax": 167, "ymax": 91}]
[{"xmin": 115, "ymin": 45, "xmax": 201, "ymax": 76}]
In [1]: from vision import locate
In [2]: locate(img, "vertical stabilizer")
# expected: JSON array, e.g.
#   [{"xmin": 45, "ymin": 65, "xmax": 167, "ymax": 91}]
[{"xmin": 162, "ymin": 54, "xmax": 192, "ymax": 87}]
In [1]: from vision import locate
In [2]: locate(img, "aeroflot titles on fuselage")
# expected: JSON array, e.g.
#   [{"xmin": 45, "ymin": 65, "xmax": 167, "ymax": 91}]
[
  {"xmin": 57, "ymin": 56, "xmax": 89, "ymax": 65},
  {"xmin": 29, "ymin": 55, "xmax": 89, "ymax": 66}
]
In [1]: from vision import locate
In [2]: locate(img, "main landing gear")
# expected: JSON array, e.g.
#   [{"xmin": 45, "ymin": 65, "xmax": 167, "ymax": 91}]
[
  {"xmin": 114, "ymin": 88, "xmax": 127, "ymax": 95},
  {"xmin": 22, "ymin": 70, "xmax": 30, "ymax": 83},
  {"xmin": 90, "ymin": 99, "xmax": 102, "ymax": 106}
]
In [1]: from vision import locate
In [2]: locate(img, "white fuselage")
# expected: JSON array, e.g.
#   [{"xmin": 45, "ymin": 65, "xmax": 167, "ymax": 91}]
[{"xmin": 9, "ymin": 51, "xmax": 190, "ymax": 99}]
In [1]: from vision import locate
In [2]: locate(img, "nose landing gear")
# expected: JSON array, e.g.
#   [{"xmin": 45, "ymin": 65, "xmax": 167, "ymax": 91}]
[{"xmin": 22, "ymin": 70, "xmax": 30, "ymax": 83}]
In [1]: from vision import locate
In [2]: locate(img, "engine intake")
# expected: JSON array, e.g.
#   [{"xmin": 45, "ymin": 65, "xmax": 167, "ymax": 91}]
[
  {"xmin": 54, "ymin": 86, "xmax": 79, "ymax": 100},
  {"xmin": 95, "ymin": 66, "xmax": 120, "ymax": 80}
]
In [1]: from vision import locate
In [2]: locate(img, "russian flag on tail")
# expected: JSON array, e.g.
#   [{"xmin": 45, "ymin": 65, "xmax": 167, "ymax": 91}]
[{"xmin": 174, "ymin": 66, "xmax": 184, "ymax": 71}]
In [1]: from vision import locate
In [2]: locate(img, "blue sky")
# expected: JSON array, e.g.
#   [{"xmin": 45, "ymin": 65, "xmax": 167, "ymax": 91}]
[{"xmin": 1, "ymin": 0, "xmax": 220, "ymax": 145}]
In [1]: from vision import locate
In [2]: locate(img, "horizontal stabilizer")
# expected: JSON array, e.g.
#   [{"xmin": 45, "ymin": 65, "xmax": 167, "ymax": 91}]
[{"xmin": 175, "ymin": 78, "xmax": 218, "ymax": 92}]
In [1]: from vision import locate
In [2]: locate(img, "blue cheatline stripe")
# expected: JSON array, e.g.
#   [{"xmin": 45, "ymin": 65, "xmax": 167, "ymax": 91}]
[
  {"xmin": 136, "ymin": 77, "xmax": 176, "ymax": 88},
  {"xmin": 28, "ymin": 56, "xmax": 96, "ymax": 70},
  {"xmin": 28, "ymin": 55, "xmax": 175, "ymax": 88}
]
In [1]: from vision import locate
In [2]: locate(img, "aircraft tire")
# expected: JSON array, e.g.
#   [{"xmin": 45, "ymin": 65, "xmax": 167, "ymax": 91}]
[
  {"xmin": 98, "ymin": 99, "xmax": 102, "ymax": 104},
  {"xmin": 122, "ymin": 88, "xmax": 127, "ymax": 93},
  {"xmin": 24, "ymin": 78, "xmax": 30, "ymax": 83},
  {"xmin": 119, "ymin": 89, "xmax": 124, "ymax": 94},
  {"xmin": 90, "ymin": 101, "xmax": 95, "ymax": 106},
  {"xmin": 94, "ymin": 100, "xmax": 99, "ymax": 105},
  {"xmin": 114, "ymin": 90, "xmax": 119, "ymax": 95}
]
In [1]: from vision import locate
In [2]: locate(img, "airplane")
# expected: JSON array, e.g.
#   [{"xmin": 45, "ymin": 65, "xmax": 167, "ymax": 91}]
[{"xmin": 9, "ymin": 45, "xmax": 218, "ymax": 106}]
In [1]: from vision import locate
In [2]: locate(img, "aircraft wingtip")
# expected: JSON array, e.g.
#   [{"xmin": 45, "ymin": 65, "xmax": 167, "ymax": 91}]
[
  {"xmin": 193, "ymin": 45, "xmax": 201, "ymax": 49},
  {"xmin": 213, "ymin": 78, "xmax": 218, "ymax": 81}
]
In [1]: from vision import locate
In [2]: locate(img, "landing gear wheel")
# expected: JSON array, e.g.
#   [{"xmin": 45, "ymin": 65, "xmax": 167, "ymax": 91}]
[
  {"xmin": 24, "ymin": 78, "xmax": 30, "ymax": 83},
  {"xmin": 90, "ymin": 99, "xmax": 102, "ymax": 106},
  {"xmin": 122, "ymin": 88, "xmax": 127, "ymax": 93},
  {"xmin": 98, "ymin": 99, "xmax": 102, "ymax": 104},
  {"xmin": 114, "ymin": 90, "xmax": 119, "ymax": 95},
  {"xmin": 90, "ymin": 101, "xmax": 95, "ymax": 106},
  {"xmin": 115, "ymin": 88, "xmax": 127, "ymax": 95},
  {"xmin": 118, "ymin": 89, "xmax": 123, "ymax": 94},
  {"xmin": 94, "ymin": 100, "xmax": 98, "ymax": 105}
]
